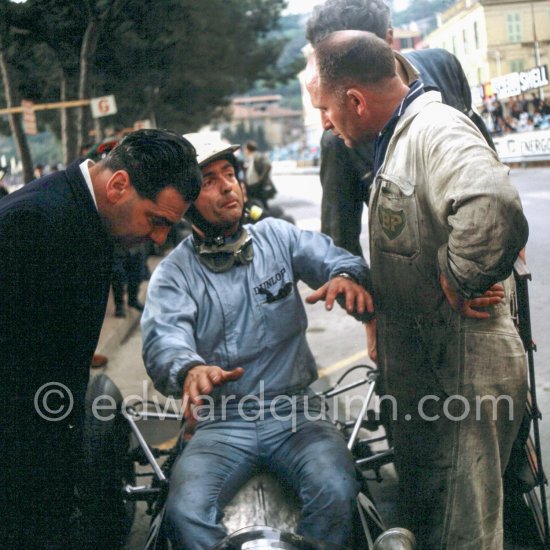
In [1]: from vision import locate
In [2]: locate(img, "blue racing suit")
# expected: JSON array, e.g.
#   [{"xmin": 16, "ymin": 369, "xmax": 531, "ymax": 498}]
[{"xmin": 141, "ymin": 217, "xmax": 371, "ymax": 549}]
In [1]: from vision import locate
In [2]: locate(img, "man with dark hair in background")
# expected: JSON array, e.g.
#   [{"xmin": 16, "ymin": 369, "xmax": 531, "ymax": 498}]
[
  {"xmin": 306, "ymin": 0, "xmax": 494, "ymax": 258},
  {"xmin": 0, "ymin": 129, "xmax": 202, "ymax": 549}
]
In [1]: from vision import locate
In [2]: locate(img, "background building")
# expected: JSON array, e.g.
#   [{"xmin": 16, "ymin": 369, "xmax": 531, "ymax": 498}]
[
  {"xmin": 215, "ymin": 95, "xmax": 304, "ymax": 151},
  {"xmin": 423, "ymin": 0, "xmax": 550, "ymax": 104}
]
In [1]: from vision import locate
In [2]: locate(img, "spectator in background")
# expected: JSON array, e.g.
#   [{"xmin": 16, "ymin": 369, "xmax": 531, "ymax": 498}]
[
  {"xmin": 33, "ymin": 163, "xmax": 45, "ymax": 179},
  {"xmin": 0, "ymin": 164, "xmax": 9, "ymax": 199},
  {"xmin": 243, "ymin": 140, "xmax": 277, "ymax": 206},
  {"xmin": 509, "ymin": 96, "xmax": 522, "ymax": 120},
  {"xmin": 492, "ymin": 94, "xmax": 505, "ymax": 133},
  {"xmin": 111, "ymin": 243, "xmax": 147, "ymax": 317},
  {"xmin": 517, "ymin": 93, "xmax": 528, "ymax": 114}
]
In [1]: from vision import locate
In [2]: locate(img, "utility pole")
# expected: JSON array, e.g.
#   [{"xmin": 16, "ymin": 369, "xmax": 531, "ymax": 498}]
[{"xmin": 531, "ymin": 2, "xmax": 544, "ymax": 100}]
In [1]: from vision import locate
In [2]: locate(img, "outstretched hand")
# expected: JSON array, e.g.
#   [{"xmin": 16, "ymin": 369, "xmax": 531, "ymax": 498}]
[
  {"xmin": 440, "ymin": 274, "xmax": 504, "ymax": 319},
  {"xmin": 306, "ymin": 275, "xmax": 374, "ymax": 316},
  {"xmin": 182, "ymin": 365, "xmax": 244, "ymax": 419}
]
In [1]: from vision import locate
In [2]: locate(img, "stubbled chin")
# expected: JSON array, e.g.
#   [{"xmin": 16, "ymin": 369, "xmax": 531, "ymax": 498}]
[
  {"xmin": 114, "ymin": 235, "xmax": 147, "ymax": 247},
  {"xmin": 343, "ymin": 138, "xmax": 355, "ymax": 148}
]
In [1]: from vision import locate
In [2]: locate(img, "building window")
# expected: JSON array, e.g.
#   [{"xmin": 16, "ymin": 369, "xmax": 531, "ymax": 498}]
[
  {"xmin": 474, "ymin": 21, "xmax": 480, "ymax": 49},
  {"xmin": 452, "ymin": 36, "xmax": 457, "ymax": 56},
  {"xmin": 463, "ymin": 29, "xmax": 469, "ymax": 53},
  {"xmin": 400, "ymin": 36, "xmax": 414, "ymax": 50},
  {"xmin": 510, "ymin": 59, "xmax": 525, "ymax": 73},
  {"xmin": 507, "ymin": 13, "xmax": 522, "ymax": 43}
]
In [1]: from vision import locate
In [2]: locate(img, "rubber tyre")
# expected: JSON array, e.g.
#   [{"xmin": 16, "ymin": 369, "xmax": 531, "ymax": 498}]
[{"xmin": 79, "ymin": 373, "xmax": 136, "ymax": 549}]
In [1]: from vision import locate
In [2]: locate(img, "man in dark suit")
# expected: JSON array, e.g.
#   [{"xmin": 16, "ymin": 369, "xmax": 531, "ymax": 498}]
[
  {"xmin": 306, "ymin": 0, "xmax": 494, "ymax": 258},
  {"xmin": 0, "ymin": 129, "xmax": 201, "ymax": 549}
]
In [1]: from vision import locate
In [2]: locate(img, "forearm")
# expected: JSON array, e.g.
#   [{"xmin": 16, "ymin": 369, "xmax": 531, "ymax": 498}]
[{"xmin": 427, "ymin": 120, "xmax": 528, "ymax": 297}]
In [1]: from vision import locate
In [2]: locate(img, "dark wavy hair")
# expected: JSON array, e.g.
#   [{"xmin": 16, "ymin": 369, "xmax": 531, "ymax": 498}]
[
  {"xmin": 306, "ymin": 0, "xmax": 391, "ymax": 45},
  {"xmin": 100, "ymin": 129, "xmax": 202, "ymax": 202}
]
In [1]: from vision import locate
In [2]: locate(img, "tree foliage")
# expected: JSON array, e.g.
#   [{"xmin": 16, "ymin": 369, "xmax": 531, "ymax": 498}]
[{"xmin": 1, "ymin": 0, "xmax": 297, "ymax": 166}]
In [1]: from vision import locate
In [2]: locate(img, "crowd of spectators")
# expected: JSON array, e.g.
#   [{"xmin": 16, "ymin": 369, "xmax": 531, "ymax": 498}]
[{"xmin": 481, "ymin": 92, "xmax": 550, "ymax": 135}]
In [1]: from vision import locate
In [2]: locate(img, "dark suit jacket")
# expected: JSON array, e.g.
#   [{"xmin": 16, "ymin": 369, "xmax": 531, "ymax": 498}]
[
  {"xmin": 0, "ymin": 160, "xmax": 113, "ymax": 529},
  {"xmin": 320, "ymin": 48, "xmax": 495, "ymax": 257}
]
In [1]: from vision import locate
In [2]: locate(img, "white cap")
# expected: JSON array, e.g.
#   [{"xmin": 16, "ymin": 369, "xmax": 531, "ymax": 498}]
[{"xmin": 183, "ymin": 132, "xmax": 239, "ymax": 168}]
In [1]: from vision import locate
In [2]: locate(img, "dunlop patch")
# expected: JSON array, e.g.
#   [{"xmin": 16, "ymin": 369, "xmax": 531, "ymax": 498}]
[{"xmin": 378, "ymin": 206, "xmax": 406, "ymax": 240}]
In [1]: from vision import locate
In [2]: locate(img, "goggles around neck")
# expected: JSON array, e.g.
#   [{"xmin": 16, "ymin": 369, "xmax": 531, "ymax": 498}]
[{"xmin": 194, "ymin": 228, "xmax": 254, "ymax": 273}]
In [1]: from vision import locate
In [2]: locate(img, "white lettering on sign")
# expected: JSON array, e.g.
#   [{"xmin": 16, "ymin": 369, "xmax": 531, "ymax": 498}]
[
  {"xmin": 489, "ymin": 66, "xmax": 548, "ymax": 99},
  {"xmin": 493, "ymin": 129, "xmax": 550, "ymax": 162}
]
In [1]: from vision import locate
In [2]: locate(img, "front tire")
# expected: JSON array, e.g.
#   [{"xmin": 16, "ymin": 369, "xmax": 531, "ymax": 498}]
[{"xmin": 79, "ymin": 373, "xmax": 136, "ymax": 548}]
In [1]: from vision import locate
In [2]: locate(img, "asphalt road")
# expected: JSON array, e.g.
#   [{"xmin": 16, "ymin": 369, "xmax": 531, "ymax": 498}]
[{"xmin": 108, "ymin": 165, "xmax": 550, "ymax": 548}]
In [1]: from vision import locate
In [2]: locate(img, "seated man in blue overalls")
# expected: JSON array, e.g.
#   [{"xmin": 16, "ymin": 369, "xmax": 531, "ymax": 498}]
[{"xmin": 141, "ymin": 137, "xmax": 376, "ymax": 549}]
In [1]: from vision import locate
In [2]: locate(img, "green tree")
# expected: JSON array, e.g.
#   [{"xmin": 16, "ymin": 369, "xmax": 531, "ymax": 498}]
[
  {"xmin": 1, "ymin": 0, "xmax": 297, "ymax": 166},
  {"xmin": 0, "ymin": 0, "xmax": 33, "ymax": 182},
  {"xmin": 97, "ymin": 0, "xmax": 294, "ymax": 131}
]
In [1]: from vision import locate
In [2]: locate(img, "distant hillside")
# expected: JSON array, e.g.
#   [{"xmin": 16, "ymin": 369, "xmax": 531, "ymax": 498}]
[
  {"xmin": 242, "ymin": 14, "xmax": 308, "ymax": 111},
  {"xmin": 245, "ymin": 2, "xmax": 457, "ymax": 110},
  {"xmin": 393, "ymin": 0, "xmax": 455, "ymax": 31}
]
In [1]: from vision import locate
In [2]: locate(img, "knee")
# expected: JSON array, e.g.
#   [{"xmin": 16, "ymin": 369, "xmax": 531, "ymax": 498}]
[
  {"xmin": 163, "ymin": 488, "xmax": 193, "ymax": 541},
  {"xmin": 322, "ymin": 473, "xmax": 359, "ymax": 510},
  {"xmin": 163, "ymin": 485, "xmax": 211, "ymax": 543},
  {"xmin": 303, "ymin": 464, "xmax": 359, "ymax": 516},
  {"xmin": 298, "ymin": 470, "xmax": 358, "ymax": 545}
]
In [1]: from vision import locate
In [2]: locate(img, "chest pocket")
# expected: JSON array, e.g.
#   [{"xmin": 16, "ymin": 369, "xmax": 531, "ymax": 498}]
[
  {"xmin": 254, "ymin": 278, "xmax": 305, "ymax": 349},
  {"xmin": 372, "ymin": 174, "xmax": 420, "ymax": 259}
]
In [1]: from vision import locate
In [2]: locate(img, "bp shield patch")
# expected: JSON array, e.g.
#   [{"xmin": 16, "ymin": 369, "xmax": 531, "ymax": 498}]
[{"xmin": 378, "ymin": 206, "xmax": 406, "ymax": 240}]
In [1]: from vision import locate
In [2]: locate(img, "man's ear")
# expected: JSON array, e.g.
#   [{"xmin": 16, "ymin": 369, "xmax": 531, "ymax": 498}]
[
  {"xmin": 386, "ymin": 27, "xmax": 394, "ymax": 46},
  {"xmin": 346, "ymin": 88, "xmax": 367, "ymax": 116},
  {"xmin": 105, "ymin": 170, "xmax": 132, "ymax": 204}
]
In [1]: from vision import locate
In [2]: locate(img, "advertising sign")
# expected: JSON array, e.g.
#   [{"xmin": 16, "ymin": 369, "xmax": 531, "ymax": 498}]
[
  {"xmin": 90, "ymin": 95, "xmax": 117, "ymax": 118},
  {"xmin": 493, "ymin": 129, "xmax": 550, "ymax": 163},
  {"xmin": 489, "ymin": 66, "xmax": 548, "ymax": 100}
]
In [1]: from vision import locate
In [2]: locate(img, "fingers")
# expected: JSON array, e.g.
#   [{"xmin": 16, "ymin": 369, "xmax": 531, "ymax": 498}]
[
  {"xmin": 305, "ymin": 284, "xmax": 327, "ymax": 305},
  {"xmin": 182, "ymin": 393, "xmax": 193, "ymax": 419},
  {"xmin": 461, "ymin": 305, "xmax": 490, "ymax": 319},
  {"xmin": 349, "ymin": 286, "xmax": 369, "ymax": 315},
  {"xmin": 469, "ymin": 283, "xmax": 505, "ymax": 311},
  {"xmin": 470, "ymin": 295, "xmax": 502, "ymax": 308},
  {"xmin": 182, "ymin": 375, "xmax": 205, "ymax": 419},
  {"xmin": 365, "ymin": 291, "xmax": 375, "ymax": 314},
  {"xmin": 182, "ymin": 366, "xmax": 244, "ymax": 419},
  {"xmin": 307, "ymin": 279, "xmax": 374, "ymax": 317},
  {"xmin": 488, "ymin": 283, "xmax": 504, "ymax": 293},
  {"xmin": 221, "ymin": 367, "xmax": 245, "ymax": 382}
]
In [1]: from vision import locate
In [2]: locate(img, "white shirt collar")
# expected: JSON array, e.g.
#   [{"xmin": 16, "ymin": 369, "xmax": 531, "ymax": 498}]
[{"xmin": 79, "ymin": 159, "xmax": 98, "ymax": 210}]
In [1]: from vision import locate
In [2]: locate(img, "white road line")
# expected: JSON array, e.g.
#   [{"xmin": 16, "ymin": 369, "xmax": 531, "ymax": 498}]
[{"xmin": 318, "ymin": 349, "xmax": 368, "ymax": 379}]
